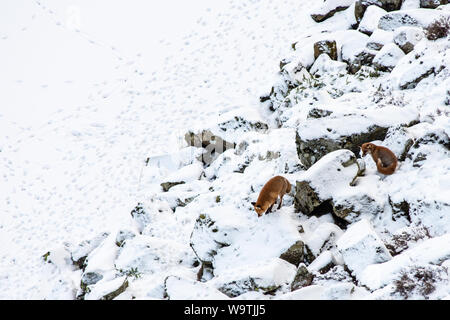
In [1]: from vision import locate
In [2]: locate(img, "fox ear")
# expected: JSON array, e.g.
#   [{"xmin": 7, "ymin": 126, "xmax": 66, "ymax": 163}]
[{"xmin": 251, "ymin": 202, "xmax": 256, "ymax": 206}]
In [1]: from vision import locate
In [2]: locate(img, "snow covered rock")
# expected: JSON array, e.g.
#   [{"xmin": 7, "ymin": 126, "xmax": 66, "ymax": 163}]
[
  {"xmin": 393, "ymin": 26, "xmax": 425, "ymax": 53},
  {"xmin": 185, "ymin": 129, "xmax": 236, "ymax": 165},
  {"xmin": 390, "ymin": 36, "xmax": 448, "ymax": 89},
  {"xmin": 372, "ymin": 43, "xmax": 405, "ymax": 71},
  {"xmin": 314, "ymin": 40, "xmax": 338, "ymax": 60},
  {"xmin": 115, "ymin": 229, "xmax": 136, "ymax": 247},
  {"xmin": 210, "ymin": 258, "xmax": 297, "ymax": 297},
  {"xmin": 331, "ymin": 185, "xmax": 386, "ymax": 223},
  {"xmin": 358, "ymin": 5, "xmax": 388, "ymax": 35},
  {"xmin": 130, "ymin": 203, "xmax": 151, "ymax": 234},
  {"xmin": 420, "ymin": 0, "xmax": 449, "ymax": 9},
  {"xmin": 355, "ymin": 0, "xmax": 404, "ymax": 23},
  {"xmin": 310, "ymin": 54, "xmax": 348, "ymax": 78},
  {"xmin": 69, "ymin": 232, "xmax": 110, "ymax": 269},
  {"xmin": 160, "ymin": 162, "xmax": 203, "ymax": 192},
  {"xmin": 384, "ymin": 226, "xmax": 432, "ymax": 256},
  {"xmin": 340, "ymin": 32, "xmax": 373, "ymax": 73},
  {"xmin": 84, "ymin": 276, "xmax": 129, "ymax": 300},
  {"xmin": 216, "ymin": 108, "xmax": 269, "ymax": 134},
  {"xmin": 301, "ymin": 222, "xmax": 344, "ymax": 256},
  {"xmin": 294, "ymin": 149, "xmax": 362, "ymax": 215},
  {"xmin": 378, "ymin": 8, "xmax": 449, "ymax": 31},
  {"xmin": 115, "ymin": 235, "xmax": 193, "ymax": 276},
  {"xmin": 310, "ymin": 0, "xmax": 355, "ymax": 22},
  {"xmin": 130, "ymin": 199, "xmax": 174, "ymax": 234},
  {"xmin": 189, "ymin": 207, "xmax": 253, "ymax": 281},
  {"xmin": 295, "ymin": 104, "xmax": 418, "ymax": 168},
  {"xmin": 360, "ymin": 233, "xmax": 450, "ymax": 290},
  {"xmin": 366, "ymin": 29, "xmax": 394, "ymax": 50},
  {"xmin": 336, "ymin": 219, "xmax": 392, "ymax": 279},
  {"xmin": 291, "ymin": 264, "xmax": 314, "ymax": 291},
  {"xmin": 164, "ymin": 276, "xmax": 229, "ymax": 300},
  {"xmin": 279, "ymin": 240, "xmax": 306, "ymax": 267}
]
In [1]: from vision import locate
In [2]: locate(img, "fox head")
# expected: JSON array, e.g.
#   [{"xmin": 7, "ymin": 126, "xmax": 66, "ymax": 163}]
[
  {"xmin": 251, "ymin": 201, "xmax": 265, "ymax": 217},
  {"xmin": 361, "ymin": 142, "xmax": 376, "ymax": 156}
]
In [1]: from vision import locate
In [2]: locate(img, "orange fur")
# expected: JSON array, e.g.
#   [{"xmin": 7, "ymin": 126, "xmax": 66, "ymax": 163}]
[
  {"xmin": 361, "ymin": 142, "xmax": 398, "ymax": 175},
  {"xmin": 252, "ymin": 176, "xmax": 291, "ymax": 217}
]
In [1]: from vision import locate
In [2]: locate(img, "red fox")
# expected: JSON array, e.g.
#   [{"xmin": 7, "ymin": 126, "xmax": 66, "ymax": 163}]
[
  {"xmin": 251, "ymin": 176, "xmax": 291, "ymax": 217},
  {"xmin": 361, "ymin": 142, "xmax": 398, "ymax": 175}
]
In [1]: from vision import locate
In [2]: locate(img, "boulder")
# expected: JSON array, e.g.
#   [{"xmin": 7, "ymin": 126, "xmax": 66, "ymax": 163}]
[
  {"xmin": 336, "ymin": 219, "xmax": 392, "ymax": 279},
  {"xmin": 161, "ymin": 181, "xmax": 185, "ymax": 192},
  {"xmin": 83, "ymin": 276, "xmax": 129, "ymax": 300},
  {"xmin": 378, "ymin": 9, "xmax": 448, "ymax": 31},
  {"xmin": 216, "ymin": 108, "xmax": 269, "ymax": 134},
  {"xmin": 360, "ymin": 233, "xmax": 450, "ymax": 290},
  {"xmin": 115, "ymin": 235, "xmax": 191, "ymax": 275},
  {"xmin": 314, "ymin": 40, "xmax": 338, "ymax": 61},
  {"xmin": 294, "ymin": 149, "xmax": 363, "ymax": 215},
  {"xmin": 79, "ymin": 271, "xmax": 103, "ymax": 297},
  {"xmin": 69, "ymin": 232, "xmax": 110, "ymax": 269},
  {"xmin": 309, "ymin": 54, "xmax": 347, "ymax": 78},
  {"xmin": 295, "ymin": 104, "xmax": 419, "ymax": 168},
  {"xmin": 393, "ymin": 26, "xmax": 425, "ymax": 53},
  {"xmin": 210, "ymin": 258, "xmax": 297, "ymax": 297},
  {"xmin": 185, "ymin": 129, "xmax": 235, "ymax": 166},
  {"xmin": 358, "ymin": 5, "xmax": 388, "ymax": 35},
  {"xmin": 398, "ymin": 63, "xmax": 441, "ymax": 90},
  {"xmin": 332, "ymin": 188, "xmax": 386, "ymax": 223},
  {"xmin": 115, "ymin": 229, "xmax": 136, "ymax": 247},
  {"xmin": 372, "ymin": 43, "xmax": 405, "ymax": 71},
  {"xmin": 302, "ymin": 222, "xmax": 344, "ymax": 256},
  {"xmin": 420, "ymin": 0, "xmax": 449, "ymax": 8},
  {"xmin": 296, "ymin": 122, "xmax": 389, "ymax": 169},
  {"xmin": 366, "ymin": 29, "xmax": 394, "ymax": 50},
  {"xmin": 164, "ymin": 276, "xmax": 229, "ymax": 300},
  {"xmin": 355, "ymin": 0, "xmax": 404, "ymax": 23},
  {"xmin": 189, "ymin": 212, "xmax": 238, "ymax": 269},
  {"xmin": 341, "ymin": 38, "xmax": 377, "ymax": 73},
  {"xmin": 311, "ymin": 0, "xmax": 355, "ymax": 22},
  {"xmin": 291, "ymin": 264, "xmax": 314, "ymax": 291},
  {"xmin": 130, "ymin": 203, "xmax": 151, "ymax": 234},
  {"xmin": 279, "ymin": 240, "xmax": 306, "ymax": 267}
]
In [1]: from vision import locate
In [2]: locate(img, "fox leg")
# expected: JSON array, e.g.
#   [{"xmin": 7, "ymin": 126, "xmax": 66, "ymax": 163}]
[
  {"xmin": 277, "ymin": 194, "xmax": 284, "ymax": 209},
  {"xmin": 267, "ymin": 203, "xmax": 274, "ymax": 213}
]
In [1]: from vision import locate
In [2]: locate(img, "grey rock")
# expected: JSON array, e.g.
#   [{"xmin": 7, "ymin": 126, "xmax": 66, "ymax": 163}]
[
  {"xmin": 314, "ymin": 40, "xmax": 338, "ymax": 61},
  {"xmin": 311, "ymin": 1, "xmax": 352, "ymax": 22},
  {"xmin": 185, "ymin": 130, "xmax": 235, "ymax": 165},
  {"xmin": 420, "ymin": 0, "xmax": 448, "ymax": 9},
  {"xmin": 80, "ymin": 272, "xmax": 103, "ymax": 292},
  {"xmin": 295, "ymin": 124, "xmax": 389, "ymax": 169},
  {"xmin": 279, "ymin": 240, "xmax": 305, "ymax": 267},
  {"xmin": 294, "ymin": 149, "xmax": 363, "ymax": 215},
  {"xmin": 372, "ymin": 43, "xmax": 405, "ymax": 72},
  {"xmin": 291, "ymin": 264, "xmax": 314, "ymax": 291},
  {"xmin": 70, "ymin": 232, "xmax": 110, "ymax": 270},
  {"xmin": 101, "ymin": 278, "xmax": 129, "ymax": 300},
  {"xmin": 399, "ymin": 66, "xmax": 439, "ymax": 90},
  {"xmin": 342, "ymin": 46, "xmax": 377, "ymax": 74},
  {"xmin": 189, "ymin": 213, "xmax": 234, "ymax": 267},
  {"xmin": 115, "ymin": 229, "xmax": 136, "ymax": 247},
  {"xmin": 217, "ymin": 116, "xmax": 269, "ymax": 133},
  {"xmin": 378, "ymin": 11, "xmax": 421, "ymax": 31},
  {"xmin": 160, "ymin": 181, "xmax": 186, "ymax": 192},
  {"xmin": 393, "ymin": 26, "xmax": 425, "ymax": 54},
  {"xmin": 355, "ymin": 0, "xmax": 403, "ymax": 23}
]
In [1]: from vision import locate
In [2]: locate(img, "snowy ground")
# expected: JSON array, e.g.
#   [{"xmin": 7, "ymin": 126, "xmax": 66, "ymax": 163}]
[{"xmin": 0, "ymin": 0, "xmax": 314, "ymax": 299}]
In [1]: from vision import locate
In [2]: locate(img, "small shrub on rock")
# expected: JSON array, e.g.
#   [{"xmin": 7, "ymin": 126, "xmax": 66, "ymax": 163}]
[{"xmin": 425, "ymin": 16, "xmax": 450, "ymax": 40}]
